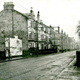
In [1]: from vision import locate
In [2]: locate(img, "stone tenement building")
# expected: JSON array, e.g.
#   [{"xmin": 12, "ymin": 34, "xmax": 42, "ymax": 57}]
[
  {"xmin": 0, "ymin": 2, "xmax": 77, "ymax": 53},
  {"xmin": 0, "ymin": 2, "xmax": 28, "ymax": 51},
  {"xmin": 0, "ymin": 2, "xmax": 52, "ymax": 52}
]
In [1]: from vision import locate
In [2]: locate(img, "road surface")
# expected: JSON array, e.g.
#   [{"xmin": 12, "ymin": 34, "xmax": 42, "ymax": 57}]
[{"xmin": 0, "ymin": 51, "xmax": 76, "ymax": 80}]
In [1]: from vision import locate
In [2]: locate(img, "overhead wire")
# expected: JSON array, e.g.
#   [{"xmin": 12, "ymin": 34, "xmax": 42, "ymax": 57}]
[
  {"xmin": 12, "ymin": 0, "xmax": 39, "ymax": 20},
  {"xmin": 10, "ymin": 0, "xmax": 45, "ymax": 24},
  {"xmin": 4, "ymin": 0, "xmax": 55, "ymax": 27},
  {"xmin": 12, "ymin": 0, "xmax": 30, "ymax": 13}
]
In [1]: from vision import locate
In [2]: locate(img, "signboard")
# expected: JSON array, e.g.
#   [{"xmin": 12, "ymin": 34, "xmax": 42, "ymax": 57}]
[
  {"xmin": 5, "ymin": 36, "xmax": 22, "ymax": 56},
  {"xmin": 10, "ymin": 38, "xmax": 22, "ymax": 56}
]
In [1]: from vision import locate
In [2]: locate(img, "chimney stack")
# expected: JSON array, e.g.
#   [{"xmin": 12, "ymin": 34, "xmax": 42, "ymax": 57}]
[
  {"xmin": 37, "ymin": 11, "xmax": 40, "ymax": 22},
  {"xmin": 4, "ymin": 2, "xmax": 14, "ymax": 10},
  {"xmin": 30, "ymin": 7, "xmax": 35, "ymax": 19},
  {"xmin": 58, "ymin": 26, "xmax": 60, "ymax": 34},
  {"xmin": 61, "ymin": 29, "xmax": 63, "ymax": 34}
]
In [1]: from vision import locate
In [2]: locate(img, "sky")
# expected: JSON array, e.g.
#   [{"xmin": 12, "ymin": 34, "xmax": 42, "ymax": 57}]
[{"xmin": 0, "ymin": 0, "xmax": 80, "ymax": 41}]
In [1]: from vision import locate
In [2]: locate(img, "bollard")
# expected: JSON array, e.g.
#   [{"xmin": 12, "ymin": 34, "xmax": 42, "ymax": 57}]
[{"xmin": 76, "ymin": 50, "xmax": 80, "ymax": 66}]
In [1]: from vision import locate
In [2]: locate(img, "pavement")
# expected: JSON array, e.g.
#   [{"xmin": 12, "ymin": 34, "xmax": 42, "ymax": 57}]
[
  {"xmin": 37, "ymin": 56, "xmax": 78, "ymax": 80},
  {"xmin": 56, "ymin": 58, "xmax": 80, "ymax": 80},
  {"xmin": 0, "ymin": 57, "xmax": 23, "ymax": 63}
]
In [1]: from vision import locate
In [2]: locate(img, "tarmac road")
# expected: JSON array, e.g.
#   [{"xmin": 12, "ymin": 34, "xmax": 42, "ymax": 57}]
[{"xmin": 0, "ymin": 51, "xmax": 76, "ymax": 80}]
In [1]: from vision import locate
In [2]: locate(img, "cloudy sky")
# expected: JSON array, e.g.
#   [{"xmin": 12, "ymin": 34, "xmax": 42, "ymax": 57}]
[{"xmin": 0, "ymin": 0, "xmax": 80, "ymax": 41}]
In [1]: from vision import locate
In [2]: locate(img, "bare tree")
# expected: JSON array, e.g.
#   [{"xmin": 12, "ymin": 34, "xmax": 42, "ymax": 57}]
[{"xmin": 76, "ymin": 21, "xmax": 80, "ymax": 39}]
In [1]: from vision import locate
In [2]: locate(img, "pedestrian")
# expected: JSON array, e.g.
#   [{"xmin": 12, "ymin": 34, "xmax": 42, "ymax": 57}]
[{"xmin": 35, "ymin": 48, "xmax": 39, "ymax": 57}]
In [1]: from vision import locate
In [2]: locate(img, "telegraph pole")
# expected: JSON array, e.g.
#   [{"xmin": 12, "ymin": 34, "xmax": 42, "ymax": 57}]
[
  {"xmin": 50, "ymin": 25, "xmax": 52, "ymax": 49},
  {"xmin": 8, "ymin": 35, "xmax": 10, "ymax": 60},
  {"xmin": 12, "ymin": 7, "xmax": 14, "ymax": 38},
  {"xmin": 36, "ymin": 21, "xmax": 38, "ymax": 49},
  {"xmin": 10, "ymin": 2, "xmax": 14, "ymax": 38}
]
